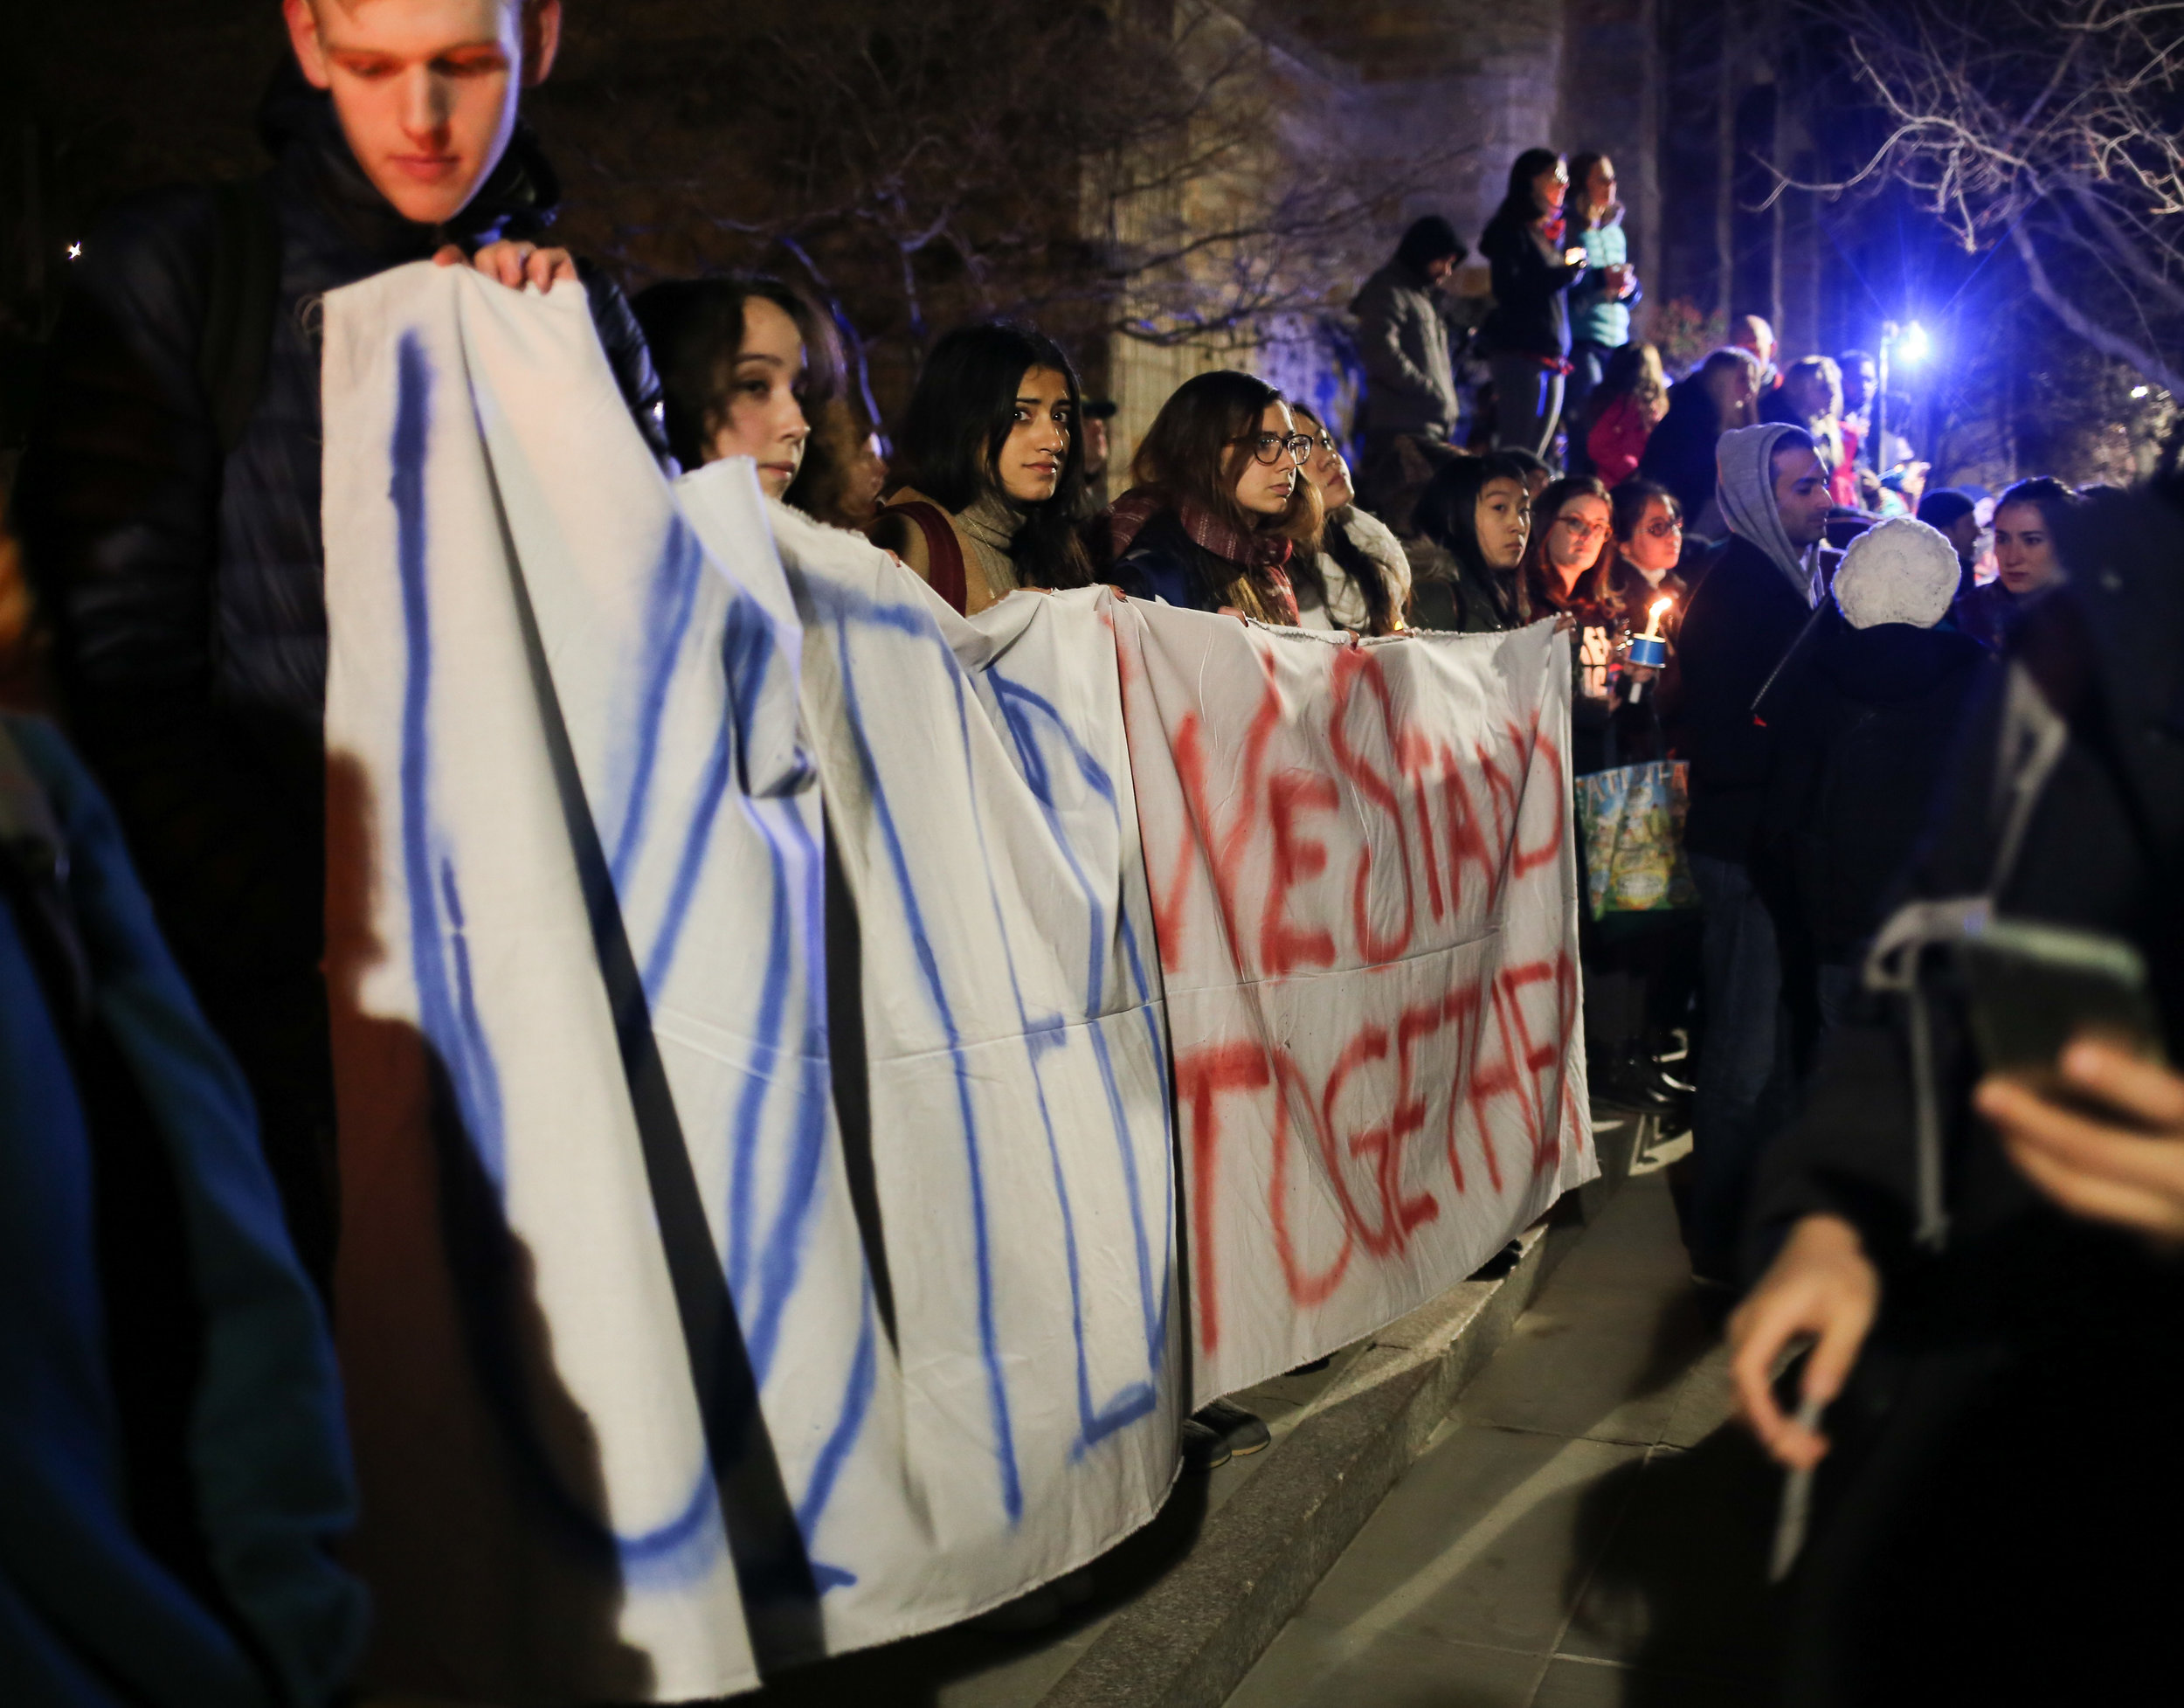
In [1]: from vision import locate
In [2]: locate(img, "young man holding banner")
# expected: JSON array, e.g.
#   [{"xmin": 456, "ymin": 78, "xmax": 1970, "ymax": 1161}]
[{"xmin": 19, "ymin": 0, "xmax": 661, "ymax": 1290}]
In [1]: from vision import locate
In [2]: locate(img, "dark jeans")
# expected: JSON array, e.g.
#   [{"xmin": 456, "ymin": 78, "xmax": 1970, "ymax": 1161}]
[
  {"xmin": 1686, "ymin": 854, "xmax": 1795, "ymax": 1280},
  {"xmin": 1815, "ymin": 961, "xmax": 1862, "ymax": 1039},
  {"xmin": 1489, "ymin": 354, "xmax": 1564, "ymax": 461},
  {"xmin": 1566, "ymin": 339, "xmax": 1615, "ymax": 425}
]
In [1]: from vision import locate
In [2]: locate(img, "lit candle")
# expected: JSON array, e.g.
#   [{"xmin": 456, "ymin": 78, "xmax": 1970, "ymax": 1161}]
[{"xmin": 1626, "ymin": 597, "xmax": 1673, "ymax": 704}]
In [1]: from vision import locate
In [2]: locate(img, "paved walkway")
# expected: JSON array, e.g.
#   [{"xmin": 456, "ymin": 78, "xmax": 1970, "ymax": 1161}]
[{"xmin": 1224, "ymin": 1143, "xmax": 1784, "ymax": 1707}]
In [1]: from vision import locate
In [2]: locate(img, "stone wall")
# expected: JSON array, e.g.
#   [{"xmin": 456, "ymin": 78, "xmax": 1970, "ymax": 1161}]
[{"xmin": 1099, "ymin": 0, "xmax": 1675, "ymax": 470}]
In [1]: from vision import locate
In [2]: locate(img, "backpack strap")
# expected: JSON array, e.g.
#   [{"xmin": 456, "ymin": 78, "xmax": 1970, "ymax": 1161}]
[
  {"xmin": 197, "ymin": 177, "xmax": 282, "ymax": 456},
  {"xmin": 0, "ymin": 722, "xmax": 93, "ymax": 1035},
  {"xmin": 886, "ymin": 500, "xmax": 971, "ymax": 615}
]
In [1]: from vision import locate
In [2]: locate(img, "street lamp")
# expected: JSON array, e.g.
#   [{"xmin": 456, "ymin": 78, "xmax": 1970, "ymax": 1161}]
[{"xmin": 1871, "ymin": 319, "xmax": 1931, "ymax": 475}]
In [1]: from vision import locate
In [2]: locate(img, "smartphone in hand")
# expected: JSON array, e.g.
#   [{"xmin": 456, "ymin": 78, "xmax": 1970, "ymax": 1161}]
[{"xmin": 1959, "ymin": 921, "xmax": 2166, "ymax": 1120}]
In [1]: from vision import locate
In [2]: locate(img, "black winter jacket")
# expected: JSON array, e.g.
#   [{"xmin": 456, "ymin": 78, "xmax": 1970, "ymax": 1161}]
[
  {"xmin": 1636, "ymin": 377, "xmax": 1725, "ymax": 530},
  {"xmin": 17, "ymin": 73, "xmax": 660, "ymax": 1283},
  {"xmin": 1746, "ymin": 493, "xmax": 2184, "ymax": 1705},
  {"xmin": 1476, "ymin": 212, "xmax": 1584, "ymax": 362},
  {"xmin": 1761, "ymin": 621, "xmax": 1988, "ymax": 964},
  {"xmin": 1675, "ymin": 534, "xmax": 1816, "ymax": 863},
  {"xmin": 19, "ymin": 74, "xmax": 660, "ymax": 1014}
]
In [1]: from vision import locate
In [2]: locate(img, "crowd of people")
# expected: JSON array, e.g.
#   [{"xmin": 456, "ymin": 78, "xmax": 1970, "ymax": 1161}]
[{"xmin": 3, "ymin": 3, "xmax": 2181, "ymax": 1703}]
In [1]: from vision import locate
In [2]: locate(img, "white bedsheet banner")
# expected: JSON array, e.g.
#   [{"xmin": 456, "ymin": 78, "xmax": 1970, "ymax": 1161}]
[
  {"xmin": 318, "ymin": 264, "xmax": 1586, "ymax": 1705},
  {"xmin": 1109, "ymin": 612, "xmax": 1592, "ymax": 1404}
]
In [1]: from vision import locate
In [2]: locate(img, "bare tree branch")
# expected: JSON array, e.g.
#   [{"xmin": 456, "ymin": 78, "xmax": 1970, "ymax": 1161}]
[{"xmin": 1778, "ymin": 0, "xmax": 2184, "ymax": 390}]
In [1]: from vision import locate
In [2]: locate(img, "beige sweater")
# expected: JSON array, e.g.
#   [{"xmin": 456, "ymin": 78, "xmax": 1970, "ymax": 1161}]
[{"xmin": 868, "ymin": 488, "xmax": 1024, "ymax": 614}]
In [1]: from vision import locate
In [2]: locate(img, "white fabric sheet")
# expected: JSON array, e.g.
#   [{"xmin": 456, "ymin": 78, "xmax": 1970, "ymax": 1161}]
[{"xmin": 319, "ymin": 262, "xmax": 1586, "ymax": 1703}]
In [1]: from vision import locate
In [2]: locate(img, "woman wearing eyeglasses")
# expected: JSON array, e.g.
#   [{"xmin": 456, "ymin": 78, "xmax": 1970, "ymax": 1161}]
[
  {"xmin": 1594, "ymin": 478, "xmax": 1704, "ymax": 1122},
  {"xmin": 1523, "ymin": 474, "xmax": 1642, "ymax": 770},
  {"xmin": 1104, "ymin": 371, "xmax": 1322, "ymax": 623},
  {"xmin": 1609, "ymin": 478, "xmax": 1689, "ymax": 654},
  {"xmin": 1606, "ymin": 478, "xmax": 1689, "ymax": 757}
]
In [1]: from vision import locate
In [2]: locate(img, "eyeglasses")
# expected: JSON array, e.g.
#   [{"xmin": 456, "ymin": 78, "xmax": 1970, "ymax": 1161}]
[
  {"xmin": 1553, "ymin": 515, "xmax": 1610, "ymax": 540},
  {"xmin": 1238, "ymin": 432, "xmax": 1314, "ymax": 466},
  {"xmin": 1640, "ymin": 518, "xmax": 1683, "ymax": 540}
]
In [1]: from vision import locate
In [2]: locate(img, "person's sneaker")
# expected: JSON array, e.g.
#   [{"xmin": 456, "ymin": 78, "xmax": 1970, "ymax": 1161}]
[
  {"xmin": 1286, "ymin": 1355, "xmax": 1334, "ymax": 1375},
  {"xmin": 1053, "ymin": 1566, "xmax": 1096, "ymax": 1608},
  {"xmin": 1653, "ymin": 1055, "xmax": 1697, "ymax": 1095},
  {"xmin": 1196, "ymin": 1399, "xmax": 1272, "ymax": 1457},
  {"xmin": 1468, "ymin": 1238, "xmax": 1525, "ymax": 1281},
  {"xmin": 1593, "ymin": 1046, "xmax": 1691, "ymax": 1117},
  {"xmin": 1181, "ymin": 1416, "xmax": 1232, "ymax": 1471}
]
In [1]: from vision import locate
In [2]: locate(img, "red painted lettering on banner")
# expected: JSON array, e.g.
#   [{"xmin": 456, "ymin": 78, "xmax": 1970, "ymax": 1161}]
[
  {"xmin": 1178, "ymin": 1041, "xmax": 1273, "ymax": 1356},
  {"xmin": 1186, "ymin": 948, "xmax": 1580, "ymax": 1355},
  {"xmin": 1271, "ymin": 1049, "xmax": 1357, "ymax": 1308},
  {"xmin": 1260, "ymin": 770, "xmax": 1339, "ymax": 974},
  {"xmin": 1329, "ymin": 650, "xmax": 1418, "ymax": 962},
  {"xmin": 1509, "ymin": 717, "xmax": 1565, "ymax": 877}
]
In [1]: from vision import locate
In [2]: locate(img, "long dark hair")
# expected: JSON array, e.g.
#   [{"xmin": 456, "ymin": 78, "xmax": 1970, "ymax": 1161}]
[
  {"xmin": 1521, "ymin": 474, "xmax": 1617, "ymax": 612},
  {"xmin": 1488, "ymin": 148, "xmax": 1565, "ymax": 238},
  {"xmin": 631, "ymin": 275, "xmax": 842, "ymax": 473},
  {"xmin": 1599, "ymin": 342, "xmax": 1666, "ymax": 416},
  {"xmin": 1414, "ymin": 453, "xmax": 1536, "ymax": 623},
  {"xmin": 1129, "ymin": 370, "xmax": 1324, "ymax": 548},
  {"xmin": 892, "ymin": 321, "xmax": 1093, "ymax": 588},
  {"xmin": 1565, "ymin": 151, "xmax": 1622, "ymax": 232},
  {"xmin": 1289, "ymin": 402, "xmax": 1398, "ymax": 635}
]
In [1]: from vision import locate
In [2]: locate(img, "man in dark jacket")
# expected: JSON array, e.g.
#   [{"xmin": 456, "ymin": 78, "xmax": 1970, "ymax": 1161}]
[
  {"xmin": 1761, "ymin": 516, "xmax": 1988, "ymax": 1035},
  {"xmin": 1730, "ymin": 485, "xmax": 2184, "ymax": 1705},
  {"xmin": 1672, "ymin": 423, "xmax": 1833, "ymax": 1283},
  {"xmin": 18, "ymin": 0, "xmax": 662, "ymax": 1291},
  {"xmin": 1639, "ymin": 347, "xmax": 1762, "ymax": 536},
  {"xmin": 1352, "ymin": 216, "xmax": 1468, "ymax": 512}
]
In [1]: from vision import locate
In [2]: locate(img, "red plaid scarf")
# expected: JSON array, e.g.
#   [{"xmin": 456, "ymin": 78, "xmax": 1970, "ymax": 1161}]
[{"xmin": 1107, "ymin": 488, "xmax": 1301, "ymax": 623}]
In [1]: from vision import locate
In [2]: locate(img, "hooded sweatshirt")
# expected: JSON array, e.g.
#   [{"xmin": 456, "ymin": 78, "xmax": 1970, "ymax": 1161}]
[{"xmin": 1715, "ymin": 423, "xmax": 1821, "ymax": 605}]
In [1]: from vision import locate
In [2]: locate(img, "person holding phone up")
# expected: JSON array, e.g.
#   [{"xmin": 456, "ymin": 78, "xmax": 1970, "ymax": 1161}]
[
  {"xmin": 1476, "ymin": 149, "xmax": 1588, "ymax": 461},
  {"xmin": 1728, "ymin": 484, "xmax": 2184, "ymax": 1707}
]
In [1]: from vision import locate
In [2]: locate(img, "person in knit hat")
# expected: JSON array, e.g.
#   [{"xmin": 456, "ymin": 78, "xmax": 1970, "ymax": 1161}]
[
  {"xmin": 1761, "ymin": 517, "xmax": 1990, "ymax": 1042},
  {"xmin": 1671, "ymin": 422, "xmax": 1834, "ymax": 1284}
]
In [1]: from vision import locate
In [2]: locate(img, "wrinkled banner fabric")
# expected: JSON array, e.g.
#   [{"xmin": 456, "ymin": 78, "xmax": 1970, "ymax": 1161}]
[
  {"xmin": 1109, "ymin": 615, "xmax": 1592, "ymax": 1404},
  {"xmin": 319, "ymin": 265, "xmax": 1586, "ymax": 1704}
]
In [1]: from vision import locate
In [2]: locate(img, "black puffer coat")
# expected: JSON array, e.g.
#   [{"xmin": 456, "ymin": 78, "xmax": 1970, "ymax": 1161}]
[
  {"xmin": 1476, "ymin": 211, "xmax": 1584, "ymax": 362},
  {"xmin": 1636, "ymin": 376, "xmax": 1726, "ymax": 530},
  {"xmin": 17, "ymin": 69, "xmax": 661, "ymax": 1282},
  {"xmin": 1760, "ymin": 620, "xmax": 1989, "ymax": 965}
]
